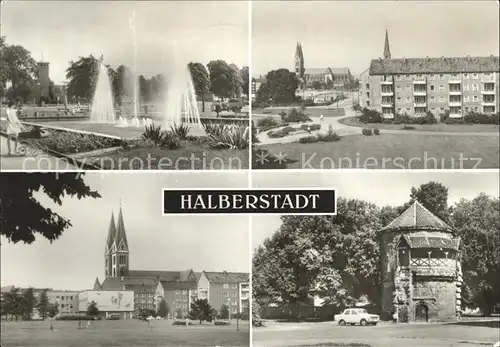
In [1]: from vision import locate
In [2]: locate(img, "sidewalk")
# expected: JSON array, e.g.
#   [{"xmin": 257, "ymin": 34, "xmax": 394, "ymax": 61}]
[{"xmin": 0, "ymin": 136, "xmax": 77, "ymax": 170}]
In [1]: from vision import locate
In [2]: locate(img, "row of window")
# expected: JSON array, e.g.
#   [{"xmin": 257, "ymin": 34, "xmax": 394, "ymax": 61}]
[
  {"xmin": 55, "ymin": 295, "xmax": 75, "ymax": 300},
  {"xmin": 222, "ymin": 283, "xmax": 239, "ymax": 289},
  {"xmin": 390, "ymin": 95, "xmax": 492, "ymax": 103},
  {"xmin": 391, "ymin": 106, "xmax": 491, "ymax": 113},
  {"xmin": 223, "ymin": 291, "xmax": 239, "ymax": 297},
  {"xmin": 389, "ymin": 72, "xmax": 492, "ymax": 81}
]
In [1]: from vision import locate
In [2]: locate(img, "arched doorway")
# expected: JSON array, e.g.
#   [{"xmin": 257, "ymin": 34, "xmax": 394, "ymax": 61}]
[{"xmin": 415, "ymin": 301, "xmax": 428, "ymax": 322}]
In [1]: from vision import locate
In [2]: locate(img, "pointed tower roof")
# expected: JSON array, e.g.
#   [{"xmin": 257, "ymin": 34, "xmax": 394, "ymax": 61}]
[
  {"xmin": 106, "ymin": 212, "xmax": 117, "ymax": 250},
  {"xmin": 383, "ymin": 29, "xmax": 391, "ymax": 60},
  {"xmin": 381, "ymin": 201, "xmax": 453, "ymax": 233},
  {"xmin": 94, "ymin": 277, "xmax": 101, "ymax": 290},
  {"xmin": 115, "ymin": 205, "xmax": 129, "ymax": 249}
]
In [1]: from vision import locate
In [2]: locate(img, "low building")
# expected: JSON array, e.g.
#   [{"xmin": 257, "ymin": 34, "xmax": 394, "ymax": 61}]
[
  {"xmin": 154, "ymin": 271, "xmax": 198, "ymax": 319},
  {"xmin": 78, "ymin": 290, "xmax": 134, "ymax": 319}
]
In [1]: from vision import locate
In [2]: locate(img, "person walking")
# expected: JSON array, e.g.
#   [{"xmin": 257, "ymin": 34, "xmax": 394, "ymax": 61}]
[{"xmin": 3, "ymin": 101, "xmax": 24, "ymax": 156}]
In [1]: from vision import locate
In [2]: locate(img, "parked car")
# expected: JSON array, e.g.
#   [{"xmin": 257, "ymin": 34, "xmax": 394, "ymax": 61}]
[{"xmin": 334, "ymin": 308, "xmax": 379, "ymax": 326}]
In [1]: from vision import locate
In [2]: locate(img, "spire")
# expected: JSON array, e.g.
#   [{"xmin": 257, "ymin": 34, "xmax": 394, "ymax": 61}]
[
  {"xmin": 93, "ymin": 277, "xmax": 101, "ymax": 290},
  {"xmin": 115, "ymin": 205, "xmax": 129, "ymax": 250},
  {"xmin": 106, "ymin": 212, "xmax": 117, "ymax": 251},
  {"xmin": 384, "ymin": 29, "xmax": 391, "ymax": 60}
]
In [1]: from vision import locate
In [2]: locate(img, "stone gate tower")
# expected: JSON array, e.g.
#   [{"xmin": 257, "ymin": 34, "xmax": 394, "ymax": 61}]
[{"xmin": 379, "ymin": 201, "xmax": 462, "ymax": 322}]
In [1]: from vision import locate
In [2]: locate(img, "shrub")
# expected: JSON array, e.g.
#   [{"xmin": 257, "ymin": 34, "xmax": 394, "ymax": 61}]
[
  {"xmin": 300, "ymin": 123, "xmax": 321, "ymax": 131},
  {"xmin": 317, "ymin": 125, "xmax": 341, "ymax": 142},
  {"xmin": 282, "ymin": 108, "xmax": 311, "ymax": 123},
  {"xmin": 214, "ymin": 320, "xmax": 231, "ymax": 326},
  {"xmin": 298, "ymin": 135, "xmax": 319, "ymax": 144},
  {"xmin": 162, "ymin": 132, "xmax": 183, "ymax": 149},
  {"xmin": 172, "ymin": 320, "xmax": 194, "ymax": 325},
  {"xmin": 373, "ymin": 128, "xmax": 380, "ymax": 135},
  {"xmin": 169, "ymin": 123, "xmax": 191, "ymax": 140},
  {"xmin": 207, "ymin": 124, "xmax": 249, "ymax": 150},
  {"xmin": 359, "ymin": 108, "xmax": 383, "ymax": 123},
  {"xmin": 142, "ymin": 124, "xmax": 164, "ymax": 145},
  {"xmin": 393, "ymin": 114, "xmax": 412, "ymax": 125},
  {"xmin": 56, "ymin": 315, "xmax": 96, "ymax": 321},
  {"xmin": 257, "ymin": 116, "xmax": 279, "ymax": 129},
  {"xmin": 424, "ymin": 111, "xmax": 438, "ymax": 124},
  {"xmin": 301, "ymin": 99, "xmax": 314, "ymax": 107},
  {"xmin": 352, "ymin": 102, "xmax": 362, "ymax": 112},
  {"xmin": 362, "ymin": 128, "xmax": 373, "ymax": 136},
  {"xmin": 464, "ymin": 111, "xmax": 500, "ymax": 124},
  {"xmin": 267, "ymin": 126, "xmax": 296, "ymax": 138}
]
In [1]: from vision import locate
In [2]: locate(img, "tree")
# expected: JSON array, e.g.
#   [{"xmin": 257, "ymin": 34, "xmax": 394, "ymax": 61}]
[
  {"xmin": 47, "ymin": 303, "xmax": 59, "ymax": 318},
  {"xmin": 87, "ymin": 301, "xmax": 99, "ymax": 317},
  {"xmin": 0, "ymin": 173, "xmax": 101, "ymax": 244},
  {"xmin": 0, "ymin": 39, "xmax": 38, "ymax": 102},
  {"xmin": 229, "ymin": 63, "xmax": 243, "ymax": 98},
  {"xmin": 207, "ymin": 60, "xmax": 239, "ymax": 99},
  {"xmin": 112, "ymin": 64, "xmax": 127, "ymax": 106},
  {"xmin": 175, "ymin": 308, "xmax": 183, "ymax": 319},
  {"xmin": 65, "ymin": 55, "xmax": 113, "ymax": 102},
  {"xmin": 188, "ymin": 62, "xmax": 211, "ymax": 112},
  {"xmin": 311, "ymin": 81, "xmax": 322, "ymax": 90},
  {"xmin": 37, "ymin": 289, "xmax": 50, "ymax": 320},
  {"xmin": 258, "ymin": 69, "xmax": 298, "ymax": 105},
  {"xmin": 48, "ymin": 80, "xmax": 55, "ymax": 102},
  {"xmin": 219, "ymin": 304, "xmax": 229, "ymax": 319},
  {"xmin": 252, "ymin": 198, "xmax": 385, "ymax": 315},
  {"xmin": 240, "ymin": 66, "xmax": 249, "ymax": 97},
  {"xmin": 408, "ymin": 181, "xmax": 450, "ymax": 222},
  {"xmin": 450, "ymin": 194, "xmax": 500, "ymax": 316},
  {"xmin": 188, "ymin": 298, "xmax": 214, "ymax": 323},
  {"xmin": 3, "ymin": 287, "xmax": 23, "ymax": 320},
  {"xmin": 157, "ymin": 299, "xmax": 169, "ymax": 318},
  {"xmin": 22, "ymin": 288, "xmax": 36, "ymax": 320}
]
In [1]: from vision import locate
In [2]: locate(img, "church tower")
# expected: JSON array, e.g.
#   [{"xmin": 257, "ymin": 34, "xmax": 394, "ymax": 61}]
[
  {"xmin": 294, "ymin": 42, "xmax": 305, "ymax": 82},
  {"xmin": 383, "ymin": 29, "xmax": 391, "ymax": 60},
  {"xmin": 104, "ymin": 206, "xmax": 130, "ymax": 279}
]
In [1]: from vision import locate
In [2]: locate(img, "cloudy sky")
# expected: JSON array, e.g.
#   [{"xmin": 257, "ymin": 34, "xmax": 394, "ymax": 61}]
[
  {"xmin": 252, "ymin": 171, "xmax": 500, "ymax": 250},
  {"xmin": 1, "ymin": 1, "xmax": 249, "ymax": 84},
  {"xmin": 1, "ymin": 172, "xmax": 250, "ymax": 290},
  {"xmin": 253, "ymin": 1, "xmax": 499, "ymax": 76}
]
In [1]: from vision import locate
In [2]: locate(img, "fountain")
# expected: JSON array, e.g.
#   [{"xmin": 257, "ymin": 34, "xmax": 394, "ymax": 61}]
[
  {"xmin": 129, "ymin": 11, "xmax": 139, "ymax": 121},
  {"xmin": 163, "ymin": 41, "xmax": 202, "ymax": 130},
  {"xmin": 90, "ymin": 55, "xmax": 116, "ymax": 123}
]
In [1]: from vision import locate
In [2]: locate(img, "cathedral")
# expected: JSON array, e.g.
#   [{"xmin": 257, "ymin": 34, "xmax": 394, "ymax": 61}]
[{"xmin": 93, "ymin": 206, "xmax": 250, "ymax": 318}]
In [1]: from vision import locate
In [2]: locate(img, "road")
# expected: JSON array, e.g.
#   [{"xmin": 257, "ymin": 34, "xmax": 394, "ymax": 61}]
[{"xmin": 253, "ymin": 320, "xmax": 500, "ymax": 347}]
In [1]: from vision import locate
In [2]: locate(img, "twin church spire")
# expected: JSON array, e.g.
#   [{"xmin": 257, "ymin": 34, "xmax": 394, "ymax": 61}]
[{"xmin": 104, "ymin": 205, "xmax": 129, "ymax": 279}]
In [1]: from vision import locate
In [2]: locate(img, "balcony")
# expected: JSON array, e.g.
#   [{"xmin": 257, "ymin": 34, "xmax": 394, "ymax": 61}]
[
  {"xmin": 381, "ymin": 79, "xmax": 393, "ymax": 85},
  {"xmin": 481, "ymin": 74, "xmax": 496, "ymax": 82},
  {"xmin": 450, "ymin": 112, "xmax": 463, "ymax": 118},
  {"xmin": 381, "ymin": 91, "xmax": 393, "ymax": 96},
  {"xmin": 413, "ymin": 79, "xmax": 426, "ymax": 85},
  {"xmin": 413, "ymin": 102, "xmax": 427, "ymax": 107},
  {"xmin": 413, "ymin": 90, "xmax": 426, "ymax": 96},
  {"xmin": 449, "ymin": 90, "xmax": 462, "ymax": 95},
  {"xmin": 381, "ymin": 101, "xmax": 393, "ymax": 107},
  {"xmin": 482, "ymin": 100, "xmax": 496, "ymax": 106},
  {"xmin": 481, "ymin": 89, "xmax": 496, "ymax": 95},
  {"xmin": 382, "ymin": 113, "xmax": 394, "ymax": 119},
  {"xmin": 449, "ymin": 101, "xmax": 462, "ymax": 107}
]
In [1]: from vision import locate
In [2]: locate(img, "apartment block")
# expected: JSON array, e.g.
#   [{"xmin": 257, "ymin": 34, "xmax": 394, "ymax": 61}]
[
  {"xmin": 197, "ymin": 271, "xmax": 249, "ymax": 315},
  {"xmin": 360, "ymin": 56, "xmax": 500, "ymax": 118}
]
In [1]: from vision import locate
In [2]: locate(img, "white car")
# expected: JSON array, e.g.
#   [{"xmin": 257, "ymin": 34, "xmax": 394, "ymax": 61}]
[{"xmin": 334, "ymin": 308, "xmax": 379, "ymax": 326}]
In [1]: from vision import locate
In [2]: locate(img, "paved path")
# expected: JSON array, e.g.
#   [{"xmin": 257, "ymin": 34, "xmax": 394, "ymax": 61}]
[
  {"xmin": 257, "ymin": 99, "xmax": 499, "ymax": 145},
  {"xmin": 0, "ymin": 135, "xmax": 76, "ymax": 170},
  {"xmin": 254, "ymin": 320, "xmax": 500, "ymax": 347}
]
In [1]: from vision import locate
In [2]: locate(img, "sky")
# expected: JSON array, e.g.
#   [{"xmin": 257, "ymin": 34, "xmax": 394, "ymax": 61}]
[
  {"xmin": 251, "ymin": 171, "xmax": 500, "ymax": 251},
  {"xmin": 1, "ymin": 1, "xmax": 249, "ymax": 84},
  {"xmin": 1, "ymin": 172, "xmax": 250, "ymax": 290},
  {"xmin": 252, "ymin": 0, "xmax": 500, "ymax": 77}
]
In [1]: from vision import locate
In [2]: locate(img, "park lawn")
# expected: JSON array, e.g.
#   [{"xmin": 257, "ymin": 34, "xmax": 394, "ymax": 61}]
[
  {"xmin": 0, "ymin": 320, "xmax": 249, "ymax": 346},
  {"xmin": 254, "ymin": 108, "xmax": 345, "ymax": 119},
  {"xmin": 259, "ymin": 134, "xmax": 499, "ymax": 169},
  {"xmin": 338, "ymin": 116, "xmax": 500, "ymax": 133},
  {"xmin": 95, "ymin": 142, "xmax": 249, "ymax": 170}
]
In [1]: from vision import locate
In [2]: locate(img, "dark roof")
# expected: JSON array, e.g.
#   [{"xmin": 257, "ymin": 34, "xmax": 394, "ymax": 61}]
[
  {"xmin": 369, "ymin": 56, "xmax": 500, "ymax": 75},
  {"xmin": 401, "ymin": 234, "xmax": 460, "ymax": 250},
  {"xmin": 159, "ymin": 281, "xmax": 197, "ymax": 290},
  {"xmin": 381, "ymin": 201, "xmax": 453, "ymax": 233},
  {"xmin": 115, "ymin": 206, "xmax": 128, "ymax": 249},
  {"xmin": 101, "ymin": 277, "xmax": 156, "ymax": 293},
  {"xmin": 127, "ymin": 270, "xmax": 194, "ymax": 281},
  {"xmin": 203, "ymin": 271, "xmax": 249, "ymax": 283},
  {"xmin": 106, "ymin": 213, "xmax": 116, "ymax": 250}
]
